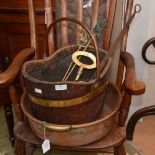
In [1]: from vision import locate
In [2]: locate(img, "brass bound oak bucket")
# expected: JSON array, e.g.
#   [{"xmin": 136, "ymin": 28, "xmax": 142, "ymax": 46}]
[{"xmin": 22, "ymin": 17, "xmax": 111, "ymax": 124}]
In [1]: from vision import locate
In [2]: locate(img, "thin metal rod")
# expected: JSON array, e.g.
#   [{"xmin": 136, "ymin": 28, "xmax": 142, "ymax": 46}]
[
  {"xmin": 63, "ymin": 37, "xmax": 93, "ymax": 81},
  {"xmin": 100, "ymin": 4, "xmax": 141, "ymax": 71}
]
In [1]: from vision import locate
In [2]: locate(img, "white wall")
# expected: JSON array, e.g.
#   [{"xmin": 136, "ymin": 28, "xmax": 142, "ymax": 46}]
[{"xmin": 127, "ymin": 0, "xmax": 155, "ymax": 116}]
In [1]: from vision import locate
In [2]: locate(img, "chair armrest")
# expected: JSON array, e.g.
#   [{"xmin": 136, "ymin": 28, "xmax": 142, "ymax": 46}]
[
  {"xmin": 120, "ymin": 52, "xmax": 145, "ymax": 95},
  {"xmin": 0, "ymin": 48, "xmax": 35, "ymax": 87}
]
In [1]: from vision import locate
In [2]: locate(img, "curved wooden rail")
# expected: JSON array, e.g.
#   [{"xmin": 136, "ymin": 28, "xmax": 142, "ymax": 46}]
[
  {"xmin": 0, "ymin": 48, "xmax": 35, "ymax": 87},
  {"xmin": 126, "ymin": 105, "xmax": 155, "ymax": 140},
  {"xmin": 121, "ymin": 52, "xmax": 145, "ymax": 95}
]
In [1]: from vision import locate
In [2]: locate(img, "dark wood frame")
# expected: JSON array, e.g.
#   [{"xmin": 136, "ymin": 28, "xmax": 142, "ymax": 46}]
[{"xmin": 126, "ymin": 105, "xmax": 155, "ymax": 140}]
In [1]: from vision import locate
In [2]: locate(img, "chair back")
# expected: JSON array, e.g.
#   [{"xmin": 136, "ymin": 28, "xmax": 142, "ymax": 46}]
[{"xmin": 28, "ymin": 0, "xmax": 117, "ymax": 58}]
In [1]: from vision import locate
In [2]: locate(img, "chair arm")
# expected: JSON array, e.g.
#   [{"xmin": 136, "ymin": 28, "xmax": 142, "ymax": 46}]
[
  {"xmin": 0, "ymin": 48, "xmax": 35, "ymax": 87},
  {"xmin": 120, "ymin": 52, "xmax": 145, "ymax": 95}
]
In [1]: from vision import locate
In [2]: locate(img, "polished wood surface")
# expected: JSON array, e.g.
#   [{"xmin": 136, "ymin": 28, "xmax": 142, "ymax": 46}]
[
  {"xmin": 0, "ymin": 0, "xmax": 55, "ymax": 62},
  {"xmin": 119, "ymin": 52, "xmax": 145, "ymax": 126},
  {"xmin": 120, "ymin": 52, "xmax": 145, "ymax": 95},
  {"xmin": 116, "ymin": 0, "xmax": 135, "ymax": 88},
  {"xmin": 28, "ymin": 0, "xmax": 38, "ymax": 58},
  {"xmin": 103, "ymin": 0, "xmax": 117, "ymax": 50},
  {"xmin": 60, "ymin": 0, "xmax": 68, "ymax": 46},
  {"xmin": 45, "ymin": 0, "xmax": 55, "ymax": 55},
  {"xmin": 90, "ymin": 0, "xmax": 99, "ymax": 31},
  {"xmin": 9, "ymin": 85, "xmax": 24, "ymax": 121},
  {"xmin": 76, "ymin": 0, "xmax": 83, "ymax": 40},
  {"xmin": 0, "ymin": 0, "xmax": 44, "ymax": 9}
]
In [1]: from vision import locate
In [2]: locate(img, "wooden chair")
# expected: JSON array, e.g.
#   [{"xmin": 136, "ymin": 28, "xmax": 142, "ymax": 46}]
[
  {"xmin": 0, "ymin": 50, "xmax": 14, "ymax": 146},
  {"xmin": 126, "ymin": 37, "xmax": 155, "ymax": 140},
  {"xmin": 0, "ymin": 0, "xmax": 145, "ymax": 155}
]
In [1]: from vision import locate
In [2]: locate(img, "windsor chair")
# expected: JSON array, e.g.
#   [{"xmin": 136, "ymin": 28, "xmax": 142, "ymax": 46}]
[
  {"xmin": 126, "ymin": 37, "xmax": 155, "ymax": 140},
  {"xmin": 0, "ymin": 0, "xmax": 145, "ymax": 155}
]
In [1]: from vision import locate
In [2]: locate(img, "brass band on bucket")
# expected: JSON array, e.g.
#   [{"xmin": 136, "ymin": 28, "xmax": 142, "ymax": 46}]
[{"xmin": 28, "ymin": 81, "xmax": 108, "ymax": 108}]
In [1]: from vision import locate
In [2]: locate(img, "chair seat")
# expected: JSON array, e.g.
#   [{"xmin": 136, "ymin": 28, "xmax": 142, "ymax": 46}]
[{"xmin": 14, "ymin": 121, "xmax": 125, "ymax": 153}]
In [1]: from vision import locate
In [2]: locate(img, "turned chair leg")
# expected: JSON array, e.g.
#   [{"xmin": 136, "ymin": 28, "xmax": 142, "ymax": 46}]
[
  {"xmin": 26, "ymin": 144, "xmax": 36, "ymax": 155},
  {"xmin": 4, "ymin": 104, "xmax": 15, "ymax": 146},
  {"xmin": 14, "ymin": 139, "xmax": 26, "ymax": 155},
  {"xmin": 114, "ymin": 143, "xmax": 126, "ymax": 155},
  {"xmin": 126, "ymin": 105, "xmax": 155, "ymax": 140}
]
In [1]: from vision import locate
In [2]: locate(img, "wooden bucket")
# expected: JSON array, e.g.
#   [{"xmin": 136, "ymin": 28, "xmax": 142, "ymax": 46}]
[{"xmin": 22, "ymin": 17, "xmax": 111, "ymax": 124}]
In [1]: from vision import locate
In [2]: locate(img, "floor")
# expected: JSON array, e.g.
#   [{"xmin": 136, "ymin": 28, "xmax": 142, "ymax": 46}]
[
  {"xmin": 0, "ymin": 106, "xmax": 155, "ymax": 155},
  {"xmin": 130, "ymin": 115, "xmax": 155, "ymax": 155}
]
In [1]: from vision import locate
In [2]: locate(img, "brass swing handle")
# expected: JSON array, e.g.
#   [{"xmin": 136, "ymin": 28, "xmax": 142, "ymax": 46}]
[{"xmin": 42, "ymin": 121, "xmax": 72, "ymax": 132}]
